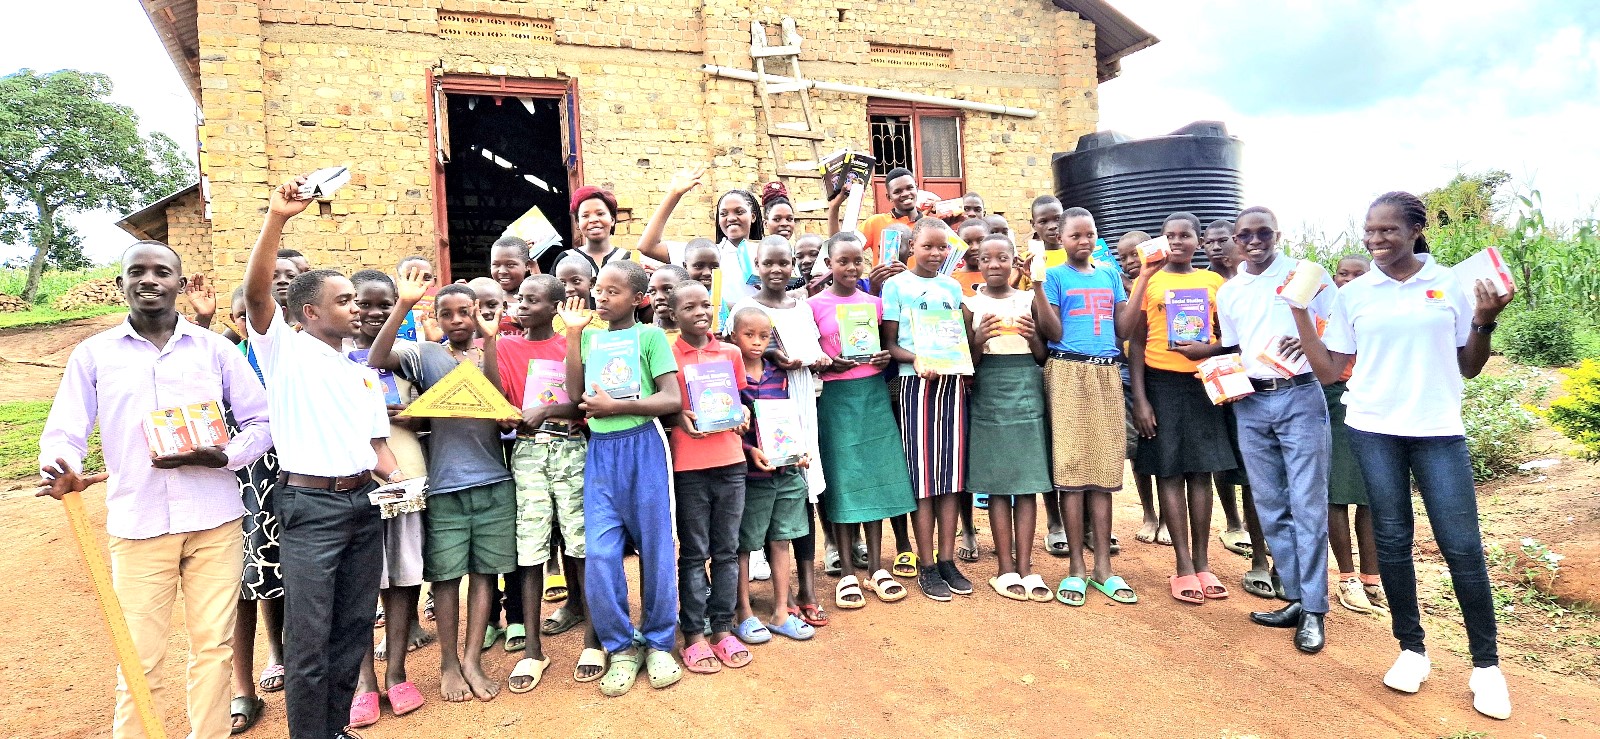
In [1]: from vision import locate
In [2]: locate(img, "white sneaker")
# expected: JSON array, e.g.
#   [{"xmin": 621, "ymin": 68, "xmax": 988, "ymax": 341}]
[
  {"xmin": 1382, "ymin": 650, "xmax": 1431, "ymax": 693},
  {"xmin": 1469, "ymin": 666, "xmax": 1512, "ymax": 719},
  {"xmin": 750, "ymin": 549, "xmax": 771, "ymax": 581}
]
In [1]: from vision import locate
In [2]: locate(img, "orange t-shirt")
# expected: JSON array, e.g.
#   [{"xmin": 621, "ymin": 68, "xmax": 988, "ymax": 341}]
[
  {"xmin": 860, "ymin": 212, "xmax": 916, "ymax": 267},
  {"xmin": 947, "ymin": 269, "xmax": 983, "ymax": 297},
  {"xmin": 1141, "ymin": 268, "xmax": 1226, "ymax": 374}
]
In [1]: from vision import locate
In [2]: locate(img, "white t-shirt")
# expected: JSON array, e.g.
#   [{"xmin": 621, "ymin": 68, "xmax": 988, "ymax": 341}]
[
  {"xmin": 1218, "ymin": 255, "xmax": 1337, "ymax": 380},
  {"xmin": 1322, "ymin": 255, "xmax": 1474, "ymax": 437},
  {"xmin": 249, "ymin": 305, "xmax": 390, "ymax": 476},
  {"xmin": 963, "ymin": 289, "xmax": 1034, "ymax": 355}
]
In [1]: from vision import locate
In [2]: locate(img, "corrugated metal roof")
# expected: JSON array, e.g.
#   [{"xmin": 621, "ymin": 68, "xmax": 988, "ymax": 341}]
[
  {"xmin": 115, "ymin": 182, "xmax": 200, "ymax": 243},
  {"xmin": 1055, "ymin": 0, "xmax": 1160, "ymax": 81}
]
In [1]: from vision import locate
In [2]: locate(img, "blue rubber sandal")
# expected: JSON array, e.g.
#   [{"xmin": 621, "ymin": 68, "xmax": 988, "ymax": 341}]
[
  {"xmin": 765, "ymin": 614, "xmax": 815, "ymax": 641},
  {"xmin": 1056, "ymin": 576, "xmax": 1088, "ymax": 607},
  {"xmin": 1089, "ymin": 574, "xmax": 1139, "ymax": 604},
  {"xmin": 734, "ymin": 616, "xmax": 771, "ymax": 645}
]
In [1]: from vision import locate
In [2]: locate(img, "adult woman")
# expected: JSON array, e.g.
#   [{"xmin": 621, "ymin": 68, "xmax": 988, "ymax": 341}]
[
  {"xmin": 568, "ymin": 185, "xmax": 632, "ymax": 273},
  {"xmin": 1290, "ymin": 191, "xmax": 1513, "ymax": 720},
  {"xmin": 635, "ymin": 166, "xmax": 765, "ymax": 312}
]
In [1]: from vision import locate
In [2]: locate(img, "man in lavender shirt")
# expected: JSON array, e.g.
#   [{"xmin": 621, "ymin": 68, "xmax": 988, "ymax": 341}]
[{"xmin": 38, "ymin": 241, "xmax": 272, "ymax": 739}]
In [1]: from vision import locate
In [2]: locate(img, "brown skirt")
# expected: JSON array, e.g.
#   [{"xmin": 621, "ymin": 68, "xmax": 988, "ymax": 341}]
[{"xmin": 1044, "ymin": 358, "xmax": 1126, "ymax": 492}]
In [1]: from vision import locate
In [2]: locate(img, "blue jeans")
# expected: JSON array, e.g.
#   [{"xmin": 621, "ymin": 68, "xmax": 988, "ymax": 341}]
[
  {"xmin": 1345, "ymin": 429, "xmax": 1498, "ymax": 667},
  {"xmin": 585, "ymin": 421, "xmax": 678, "ymax": 653},
  {"xmin": 1233, "ymin": 381, "xmax": 1331, "ymax": 613}
]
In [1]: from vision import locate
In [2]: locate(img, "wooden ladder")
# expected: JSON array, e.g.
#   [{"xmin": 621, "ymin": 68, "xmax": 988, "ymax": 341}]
[{"xmin": 750, "ymin": 17, "xmax": 826, "ymax": 211}]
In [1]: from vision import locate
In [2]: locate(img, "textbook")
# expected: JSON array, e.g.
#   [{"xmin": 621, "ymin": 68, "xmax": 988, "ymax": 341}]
[
  {"xmin": 880, "ymin": 228, "xmax": 903, "ymax": 267},
  {"xmin": 585, "ymin": 330, "xmax": 642, "ymax": 400},
  {"xmin": 504, "ymin": 205, "xmax": 563, "ymax": 260},
  {"xmin": 1276, "ymin": 260, "xmax": 1329, "ymax": 310},
  {"xmin": 819, "ymin": 149, "xmax": 876, "ymax": 201},
  {"xmin": 837, "ymin": 303, "xmax": 881, "ymax": 360},
  {"xmin": 684, "ymin": 360, "xmax": 743, "ymax": 433},
  {"xmin": 910, "ymin": 309, "xmax": 975, "ymax": 375},
  {"xmin": 1257, "ymin": 336, "xmax": 1312, "ymax": 379},
  {"xmin": 1451, "ymin": 247, "xmax": 1515, "ymax": 307},
  {"xmin": 524, "ymin": 358, "xmax": 575, "ymax": 435},
  {"xmin": 142, "ymin": 402, "xmax": 232, "ymax": 457},
  {"xmin": 754, "ymin": 398, "xmax": 806, "ymax": 467},
  {"xmin": 1165, "ymin": 288, "xmax": 1213, "ymax": 347},
  {"xmin": 1198, "ymin": 355, "xmax": 1254, "ymax": 405},
  {"xmin": 184, "ymin": 401, "xmax": 229, "ymax": 447},
  {"xmin": 347, "ymin": 349, "xmax": 403, "ymax": 405}
]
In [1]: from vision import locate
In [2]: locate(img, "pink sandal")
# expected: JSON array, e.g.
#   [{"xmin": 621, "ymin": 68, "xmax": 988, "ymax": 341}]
[
  {"xmin": 682, "ymin": 641, "xmax": 721, "ymax": 674},
  {"xmin": 387, "ymin": 681, "xmax": 425, "ymax": 716},
  {"xmin": 349, "ymin": 691, "xmax": 380, "ymax": 728},
  {"xmin": 710, "ymin": 635, "xmax": 752, "ymax": 669},
  {"xmin": 1169, "ymin": 575, "xmax": 1204, "ymax": 605},
  {"xmin": 1196, "ymin": 571, "xmax": 1230, "ymax": 600}
]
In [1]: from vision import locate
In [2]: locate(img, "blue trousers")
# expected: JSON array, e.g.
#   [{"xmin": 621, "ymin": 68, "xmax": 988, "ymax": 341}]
[
  {"xmin": 1345, "ymin": 429, "xmax": 1498, "ymax": 667},
  {"xmin": 1233, "ymin": 382, "xmax": 1331, "ymax": 613},
  {"xmin": 584, "ymin": 421, "xmax": 678, "ymax": 653}
]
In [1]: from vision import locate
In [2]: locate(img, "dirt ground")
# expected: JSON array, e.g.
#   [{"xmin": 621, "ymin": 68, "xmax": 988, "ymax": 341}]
[{"xmin": 2, "ymin": 318, "xmax": 1597, "ymax": 738}]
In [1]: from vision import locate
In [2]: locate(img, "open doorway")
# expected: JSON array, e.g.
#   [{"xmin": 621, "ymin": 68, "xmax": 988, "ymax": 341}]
[{"xmin": 438, "ymin": 86, "xmax": 574, "ymax": 281}]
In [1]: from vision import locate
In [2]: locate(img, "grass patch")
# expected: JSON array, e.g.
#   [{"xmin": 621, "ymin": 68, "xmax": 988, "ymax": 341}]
[
  {"xmin": 0, "ymin": 266, "xmax": 117, "ymax": 304},
  {"xmin": 0, "ymin": 400, "xmax": 101, "ymax": 479},
  {"xmin": 0, "ymin": 305, "xmax": 124, "ymax": 330}
]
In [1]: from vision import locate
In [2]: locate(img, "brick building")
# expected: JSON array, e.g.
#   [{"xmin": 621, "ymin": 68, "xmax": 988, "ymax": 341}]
[{"xmin": 125, "ymin": 0, "xmax": 1153, "ymax": 287}]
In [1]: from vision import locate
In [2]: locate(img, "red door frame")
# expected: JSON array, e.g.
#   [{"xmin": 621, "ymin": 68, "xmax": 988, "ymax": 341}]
[
  {"xmin": 426, "ymin": 72, "xmax": 583, "ymax": 283},
  {"xmin": 867, "ymin": 99, "xmax": 966, "ymax": 211}
]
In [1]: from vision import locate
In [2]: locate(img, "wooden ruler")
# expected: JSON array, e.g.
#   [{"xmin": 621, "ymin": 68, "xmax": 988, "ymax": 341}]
[{"xmin": 62, "ymin": 491, "xmax": 167, "ymax": 739}]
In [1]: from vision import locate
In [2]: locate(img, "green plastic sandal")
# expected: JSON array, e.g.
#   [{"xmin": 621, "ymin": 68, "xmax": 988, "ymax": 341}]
[
  {"xmin": 1089, "ymin": 574, "xmax": 1139, "ymax": 604},
  {"xmin": 644, "ymin": 648, "xmax": 683, "ymax": 689},
  {"xmin": 1056, "ymin": 576, "xmax": 1088, "ymax": 607},
  {"xmin": 598, "ymin": 650, "xmax": 642, "ymax": 697}
]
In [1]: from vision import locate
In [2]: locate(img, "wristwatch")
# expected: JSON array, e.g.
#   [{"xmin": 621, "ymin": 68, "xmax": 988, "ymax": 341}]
[{"xmin": 1471, "ymin": 321, "xmax": 1497, "ymax": 335}]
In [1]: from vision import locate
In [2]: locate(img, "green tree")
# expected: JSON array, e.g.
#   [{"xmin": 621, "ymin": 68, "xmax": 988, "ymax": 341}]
[
  {"xmin": 0, "ymin": 69, "xmax": 193, "ymax": 303},
  {"xmin": 1422, "ymin": 170, "xmax": 1510, "ymax": 226}
]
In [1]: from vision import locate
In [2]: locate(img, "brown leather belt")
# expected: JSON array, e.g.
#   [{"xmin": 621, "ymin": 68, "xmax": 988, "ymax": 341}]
[{"xmin": 279, "ymin": 471, "xmax": 372, "ymax": 492}]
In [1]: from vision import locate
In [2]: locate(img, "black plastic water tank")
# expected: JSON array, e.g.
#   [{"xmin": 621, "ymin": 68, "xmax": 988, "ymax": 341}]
[{"xmin": 1053, "ymin": 121, "xmax": 1244, "ymax": 259}]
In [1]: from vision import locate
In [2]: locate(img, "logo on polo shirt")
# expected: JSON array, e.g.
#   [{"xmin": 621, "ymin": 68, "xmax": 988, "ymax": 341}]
[{"xmin": 1424, "ymin": 289, "xmax": 1446, "ymax": 304}]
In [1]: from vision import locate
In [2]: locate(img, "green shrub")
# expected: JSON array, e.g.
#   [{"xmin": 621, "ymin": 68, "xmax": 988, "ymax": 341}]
[
  {"xmin": 1462, "ymin": 370, "xmax": 1546, "ymax": 480},
  {"xmin": 1549, "ymin": 359, "xmax": 1600, "ymax": 460},
  {"xmin": 1503, "ymin": 306, "xmax": 1581, "ymax": 367}
]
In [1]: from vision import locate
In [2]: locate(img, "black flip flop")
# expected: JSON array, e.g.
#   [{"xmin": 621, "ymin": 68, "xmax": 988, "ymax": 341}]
[{"xmin": 231, "ymin": 696, "xmax": 264, "ymax": 735}]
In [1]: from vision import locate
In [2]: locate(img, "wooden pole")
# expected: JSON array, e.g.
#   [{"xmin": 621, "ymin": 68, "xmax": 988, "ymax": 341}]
[{"xmin": 62, "ymin": 491, "xmax": 167, "ymax": 739}]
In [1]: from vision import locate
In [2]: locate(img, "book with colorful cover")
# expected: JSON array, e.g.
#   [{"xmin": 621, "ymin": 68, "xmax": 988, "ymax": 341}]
[
  {"xmin": 754, "ymin": 398, "xmax": 805, "ymax": 467},
  {"xmin": 524, "ymin": 358, "xmax": 575, "ymax": 434},
  {"xmin": 939, "ymin": 233, "xmax": 971, "ymax": 276},
  {"xmin": 819, "ymin": 149, "xmax": 877, "ymax": 200},
  {"xmin": 143, "ymin": 407, "xmax": 196, "ymax": 457},
  {"xmin": 1165, "ymin": 288, "xmax": 1213, "ymax": 347},
  {"xmin": 684, "ymin": 360, "xmax": 743, "ymax": 433},
  {"xmin": 910, "ymin": 309, "xmax": 975, "ymax": 375},
  {"xmin": 184, "ymin": 401, "xmax": 229, "ymax": 447},
  {"xmin": 880, "ymin": 228, "xmax": 902, "ymax": 267},
  {"xmin": 347, "ymin": 348, "xmax": 403, "ymax": 405},
  {"xmin": 836, "ymin": 303, "xmax": 881, "ymax": 360},
  {"xmin": 1198, "ymin": 354, "xmax": 1255, "ymax": 405},
  {"xmin": 585, "ymin": 330, "xmax": 642, "ymax": 400}
]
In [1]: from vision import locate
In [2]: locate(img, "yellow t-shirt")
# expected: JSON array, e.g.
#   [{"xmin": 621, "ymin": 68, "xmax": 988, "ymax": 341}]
[{"xmin": 1141, "ymin": 269, "xmax": 1225, "ymax": 373}]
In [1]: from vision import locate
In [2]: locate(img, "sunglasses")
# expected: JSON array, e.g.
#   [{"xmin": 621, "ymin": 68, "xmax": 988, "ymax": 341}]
[{"xmin": 1233, "ymin": 228, "xmax": 1276, "ymax": 244}]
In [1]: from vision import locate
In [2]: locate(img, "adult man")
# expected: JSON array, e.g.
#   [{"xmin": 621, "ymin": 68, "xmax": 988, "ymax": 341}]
[
  {"xmin": 244, "ymin": 176, "xmax": 409, "ymax": 739},
  {"xmin": 38, "ymin": 241, "xmax": 272, "ymax": 738}
]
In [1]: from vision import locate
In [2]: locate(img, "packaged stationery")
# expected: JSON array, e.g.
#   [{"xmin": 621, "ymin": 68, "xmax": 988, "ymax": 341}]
[
  {"xmin": 184, "ymin": 401, "xmax": 229, "ymax": 447},
  {"xmin": 1451, "ymin": 247, "xmax": 1515, "ymax": 306},
  {"xmin": 143, "ymin": 407, "xmax": 197, "ymax": 457},
  {"xmin": 754, "ymin": 398, "xmax": 805, "ymax": 467},
  {"xmin": 585, "ymin": 331, "xmax": 642, "ymax": 400},
  {"xmin": 684, "ymin": 360, "xmax": 743, "ymax": 432},
  {"xmin": 1276, "ymin": 260, "xmax": 1330, "ymax": 309},
  {"xmin": 939, "ymin": 233, "xmax": 971, "ymax": 276},
  {"xmin": 1138, "ymin": 236, "xmax": 1171, "ymax": 264},
  {"xmin": 1165, "ymin": 288, "xmax": 1213, "ymax": 347},
  {"xmin": 910, "ymin": 309, "xmax": 975, "ymax": 375},
  {"xmin": 1256, "ymin": 336, "xmax": 1311, "ymax": 378},
  {"xmin": 836, "ymin": 303, "xmax": 881, "ymax": 361},
  {"xmin": 368, "ymin": 477, "xmax": 428, "ymax": 519},
  {"xmin": 1198, "ymin": 355, "xmax": 1255, "ymax": 405}
]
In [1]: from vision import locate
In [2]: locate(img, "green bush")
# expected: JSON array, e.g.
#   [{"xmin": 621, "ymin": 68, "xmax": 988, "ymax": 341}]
[
  {"xmin": 1462, "ymin": 369, "xmax": 1547, "ymax": 480},
  {"xmin": 1548, "ymin": 359, "xmax": 1600, "ymax": 460},
  {"xmin": 1503, "ymin": 306, "xmax": 1581, "ymax": 367}
]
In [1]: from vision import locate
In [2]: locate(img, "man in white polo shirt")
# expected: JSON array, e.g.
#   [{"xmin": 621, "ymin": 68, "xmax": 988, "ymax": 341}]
[
  {"xmin": 1179, "ymin": 205, "xmax": 1337, "ymax": 654},
  {"xmin": 244, "ymin": 177, "xmax": 409, "ymax": 739}
]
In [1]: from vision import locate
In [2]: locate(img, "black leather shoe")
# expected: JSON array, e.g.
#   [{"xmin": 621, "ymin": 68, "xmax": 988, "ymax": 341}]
[
  {"xmin": 1295, "ymin": 611, "xmax": 1326, "ymax": 653},
  {"xmin": 1250, "ymin": 601, "xmax": 1303, "ymax": 628}
]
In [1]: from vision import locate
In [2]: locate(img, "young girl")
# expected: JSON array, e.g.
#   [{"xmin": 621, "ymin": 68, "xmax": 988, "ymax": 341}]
[
  {"xmin": 1292, "ymin": 192, "xmax": 1513, "ymax": 719},
  {"xmin": 761, "ymin": 181, "xmax": 797, "ymax": 242},
  {"xmin": 881, "ymin": 217, "xmax": 972, "ymax": 601},
  {"xmin": 1326, "ymin": 253, "xmax": 1384, "ymax": 614},
  {"xmin": 809, "ymin": 233, "xmax": 916, "ymax": 609},
  {"xmin": 961, "ymin": 233, "xmax": 1053, "ymax": 603},
  {"xmin": 635, "ymin": 166, "xmax": 764, "ymax": 316},
  {"xmin": 1113, "ymin": 232, "xmax": 1166, "ymax": 549},
  {"xmin": 1128, "ymin": 212, "xmax": 1236, "ymax": 605}
]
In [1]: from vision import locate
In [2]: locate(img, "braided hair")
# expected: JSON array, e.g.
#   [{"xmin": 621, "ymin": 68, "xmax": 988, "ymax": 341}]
[
  {"xmin": 713, "ymin": 189, "xmax": 764, "ymax": 244},
  {"xmin": 1369, "ymin": 191, "xmax": 1429, "ymax": 253}
]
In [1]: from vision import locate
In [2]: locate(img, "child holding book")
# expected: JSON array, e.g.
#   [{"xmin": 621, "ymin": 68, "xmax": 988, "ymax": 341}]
[
  {"xmin": 882, "ymin": 217, "xmax": 973, "ymax": 601},
  {"xmin": 665, "ymin": 282, "xmax": 754, "ymax": 672},
  {"xmin": 1327, "ymin": 254, "xmax": 1385, "ymax": 614},
  {"xmin": 730, "ymin": 307, "xmax": 817, "ymax": 643},
  {"xmin": 1030, "ymin": 196, "xmax": 1073, "ymax": 557},
  {"xmin": 562, "ymin": 260, "xmax": 684, "ymax": 697},
  {"xmin": 492, "ymin": 274, "xmax": 604, "ymax": 691},
  {"xmin": 1035, "ymin": 211, "xmax": 1139, "ymax": 606},
  {"xmin": 1114, "ymin": 233, "xmax": 1167, "ymax": 549},
  {"xmin": 1128, "ymin": 212, "xmax": 1237, "ymax": 605},
  {"xmin": 962, "ymin": 233, "xmax": 1054, "ymax": 603},
  {"xmin": 809, "ymin": 232, "xmax": 916, "ymax": 609}
]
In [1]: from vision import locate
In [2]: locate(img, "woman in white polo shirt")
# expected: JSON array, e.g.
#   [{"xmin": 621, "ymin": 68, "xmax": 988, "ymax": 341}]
[{"xmin": 1289, "ymin": 191, "xmax": 1513, "ymax": 720}]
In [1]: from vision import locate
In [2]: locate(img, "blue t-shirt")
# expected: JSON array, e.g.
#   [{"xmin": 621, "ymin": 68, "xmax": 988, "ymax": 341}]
[
  {"xmin": 1044, "ymin": 263, "xmax": 1126, "ymax": 357},
  {"xmin": 880, "ymin": 270, "xmax": 967, "ymax": 376}
]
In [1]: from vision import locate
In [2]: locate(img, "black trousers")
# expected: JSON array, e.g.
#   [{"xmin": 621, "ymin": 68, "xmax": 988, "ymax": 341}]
[{"xmin": 279, "ymin": 481, "xmax": 381, "ymax": 739}]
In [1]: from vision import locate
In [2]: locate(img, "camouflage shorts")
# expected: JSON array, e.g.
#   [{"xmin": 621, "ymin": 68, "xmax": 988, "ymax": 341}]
[{"xmin": 511, "ymin": 435, "xmax": 587, "ymax": 567}]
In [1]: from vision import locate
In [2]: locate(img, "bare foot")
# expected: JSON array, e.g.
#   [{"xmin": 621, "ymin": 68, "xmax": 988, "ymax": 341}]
[
  {"xmin": 439, "ymin": 663, "xmax": 472, "ymax": 702},
  {"xmin": 375, "ymin": 636, "xmax": 389, "ymax": 661},
  {"xmin": 408, "ymin": 622, "xmax": 436, "ymax": 652},
  {"xmin": 1156, "ymin": 523, "xmax": 1172, "ymax": 546},
  {"xmin": 1135, "ymin": 519, "xmax": 1160, "ymax": 544},
  {"xmin": 463, "ymin": 660, "xmax": 500, "ymax": 701}
]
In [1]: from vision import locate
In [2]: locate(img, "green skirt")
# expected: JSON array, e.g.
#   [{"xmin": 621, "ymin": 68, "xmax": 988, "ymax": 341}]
[
  {"xmin": 817, "ymin": 376, "xmax": 918, "ymax": 524},
  {"xmin": 971, "ymin": 354, "xmax": 1052, "ymax": 495},
  {"xmin": 1325, "ymin": 382, "xmax": 1369, "ymax": 506}
]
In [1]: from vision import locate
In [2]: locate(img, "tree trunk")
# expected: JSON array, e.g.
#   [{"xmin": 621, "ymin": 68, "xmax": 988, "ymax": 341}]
[{"xmin": 20, "ymin": 202, "xmax": 55, "ymax": 305}]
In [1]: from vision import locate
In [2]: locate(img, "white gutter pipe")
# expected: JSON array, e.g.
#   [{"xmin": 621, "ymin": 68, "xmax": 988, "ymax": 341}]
[{"xmin": 700, "ymin": 64, "xmax": 1039, "ymax": 119}]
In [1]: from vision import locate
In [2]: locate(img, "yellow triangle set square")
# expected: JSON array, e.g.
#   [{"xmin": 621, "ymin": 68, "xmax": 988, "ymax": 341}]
[{"xmin": 400, "ymin": 362, "xmax": 520, "ymax": 420}]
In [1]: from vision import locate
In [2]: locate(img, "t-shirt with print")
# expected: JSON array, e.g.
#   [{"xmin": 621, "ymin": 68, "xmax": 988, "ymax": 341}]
[
  {"xmin": 808, "ymin": 290, "xmax": 884, "ymax": 381},
  {"xmin": 580, "ymin": 323, "xmax": 677, "ymax": 434},
  {"xmin": 392, "ymin": 341, "xmax": 512, "ymax": 495},
  {"xmin": 1140, "ymin": 268, "xmax": 1225, "ymax": 373},
  {"xmin": 880, "ymin": 270, "xmax": 967, "ymax": 377},
  {"xmin": 1045, "ymin": 263, "xmax": 1126, "ymax": 357},
  {"xmin": 964, "ymin": 289, "xmax": 1034, "ymax": 355}
]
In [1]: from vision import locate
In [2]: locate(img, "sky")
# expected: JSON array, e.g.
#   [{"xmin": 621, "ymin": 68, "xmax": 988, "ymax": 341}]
[{"xmin": 2, "ymin": 0, "xmax": 1597, "ymax": 264}]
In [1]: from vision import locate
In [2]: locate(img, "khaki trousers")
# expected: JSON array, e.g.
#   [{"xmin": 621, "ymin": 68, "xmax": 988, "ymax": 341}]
[{"xmin": 108, "ymin": 518, "xmax": 243, "ymax": 739}]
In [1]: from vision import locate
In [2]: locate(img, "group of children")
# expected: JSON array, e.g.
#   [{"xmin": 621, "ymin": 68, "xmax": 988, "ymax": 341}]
[{"xmin": 188, "ymin": 166, "xmax": 1511, "ymax": 734}]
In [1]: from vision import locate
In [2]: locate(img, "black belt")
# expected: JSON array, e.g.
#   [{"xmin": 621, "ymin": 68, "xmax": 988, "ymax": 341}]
[
  {"xmin": 1249, "ymin": 373, "xmax": 1318, "ymax": 392},
  {"xmin": 279, "ymin": 471, "xmax": 372, "ymax": 492},
  {"xmin": 1048, "ymin": 350, "xmax": 1121, "ymax": 366}
]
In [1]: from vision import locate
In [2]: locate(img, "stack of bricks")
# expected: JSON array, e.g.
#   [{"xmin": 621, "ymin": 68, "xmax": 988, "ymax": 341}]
[{"xmin": 187, "ymin": 0, "xmax": 1101, "ymax": 290}]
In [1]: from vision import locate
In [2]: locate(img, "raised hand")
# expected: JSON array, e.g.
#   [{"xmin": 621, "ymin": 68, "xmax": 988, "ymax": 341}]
[
  {"xmin": 669, "ymin": 165, "xmax": 709, "ymax": 197},
  {"xmin": 268, "ymin": 177, "xmax": 313, "ymax": 220},
  {"xmin": 396, "ymin": 264, "xmax": 431, "ymax": 307},
  {"xmin": 558, "ymin": 296, "xmax": 593, "ymax": 333},
  {"xmin": 474, "ymin": 299, "xmax": 503, "ymax": 339},
  {"xmin": 36, "ymin": 458, "xmax": 109, "ymax": 501},
  {"xmin": 185, "ymin": 273, "xmax": 216, "ymax": 321}
]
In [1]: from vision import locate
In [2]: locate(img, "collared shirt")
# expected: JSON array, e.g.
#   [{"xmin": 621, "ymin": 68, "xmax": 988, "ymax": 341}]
[
  {"xmin": 249, "ymin": 305, "xmax": 389, "ymax": 476},
  {"xmin": 40, "ymin": 315, "xmax": 273, "ymax": 540},
  {"xmin": 1323, "ymin": 254, "xmax": 1474, "ymax": 437},
  {"xmin": 668, "ymin": 336, "xmax": 747, "ymax": 471},
  {"xmin": 741, "ymin": 358, "xmax": 791, "ymax": 480},
  {"xmin": 1218, "ymin": 255, "xmax": 1337, "ymax": 380}
]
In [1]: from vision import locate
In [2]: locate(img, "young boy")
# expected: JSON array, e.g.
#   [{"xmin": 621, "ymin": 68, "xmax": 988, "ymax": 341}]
[
  {"xmin": 467, "ymin": 277, "xmax": 511, "ymax": 334},
  {"xmin": 555, "ymin": 254, "xmax": 597, "ymax": 304},
  {"xmin": 683, "ymin": 238, "xmax": 720, "ymax": 291},
  {"xmin": 395, "ymin": 255, "xmax": 437, "ymax": 342},
  {"xmin": 1115, "ymin": 232, "xmax": 1166, "ymax": 548},
  {"xmin": 369, "ymin": 276, "xmax": 517, "ymax": 703},
  {"xmin": 961, "ymin": 191, "xmax": 986, "ymax": 220},
  {"xmin": 1031, "ymin": 196, "xmax": 1072, "ymax": 556},
  {"xmin": 792, "ymin": 234, "xmax": 824, "ymax": 287},
  {"xmin": 647, "ymin": 265, "xmax": 692, "ymax": 334},
  {"xmin": 984, "ymin": 214, "xmax": 1010, "ymax": 238},
  {"xmin": 491, "ymin": 236, "xmax": 535, "ymax": 296},
  {"xmin": 1204, "ymin": 219, "xmax": 1237, "ymax": 278},
  {"xmin": 563, "ymin": 260, "xmax": 684, "ymax": 696},
  {"xmin": 493, "ymin": 274, "xmax": 603, "ymax": 691}
]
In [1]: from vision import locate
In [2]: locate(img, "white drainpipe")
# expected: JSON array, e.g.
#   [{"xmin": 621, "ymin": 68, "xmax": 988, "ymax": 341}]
[{"xmin": 700, "ymin": 64, "xmax": 1040, "ymax": 119}]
